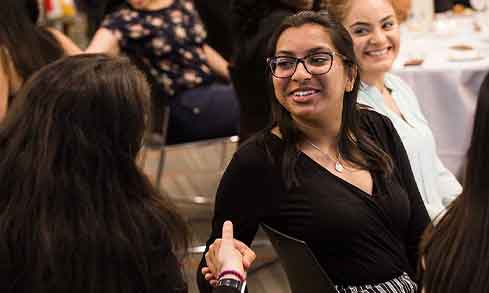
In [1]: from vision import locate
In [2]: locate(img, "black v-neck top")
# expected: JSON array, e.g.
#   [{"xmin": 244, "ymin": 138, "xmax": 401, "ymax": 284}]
[{"xmin": 197, "ymin": 109, "xmax": 430, "ymax": 291}]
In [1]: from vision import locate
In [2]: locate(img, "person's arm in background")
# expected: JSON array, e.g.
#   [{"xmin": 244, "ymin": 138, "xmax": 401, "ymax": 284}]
[
  {"xmin": 203, "ymin": 44, "xmax": 230, "ymax": 82},
  {"xmin": 85, "ymin": 28, "xmax": 120, "ymax": 55},
  {"xmin": 46, "ymin": 28, "xmax": 83, "ymax": 55},
  {"xmin": 397, "ymin": 75, "xmax": 462, "ymax": 208},
  {"xmin": 434, "ymin": 154, "xmax": 462, "ymax": 206}
]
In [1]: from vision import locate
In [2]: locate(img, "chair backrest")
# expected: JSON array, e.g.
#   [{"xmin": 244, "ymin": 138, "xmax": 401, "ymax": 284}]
[{"xmin": 261, "ymin": 224, "xmax": 337, "ymax": 293}]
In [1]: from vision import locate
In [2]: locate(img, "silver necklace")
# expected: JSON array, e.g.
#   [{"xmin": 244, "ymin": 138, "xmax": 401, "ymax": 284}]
[{"xmin": 306, "ymin": 140, "xmax": 344, "ymax": 173}]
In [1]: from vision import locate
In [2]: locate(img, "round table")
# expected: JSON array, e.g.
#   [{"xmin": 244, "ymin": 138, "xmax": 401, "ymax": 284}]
[{"xmin": 392, "ymin": 14, "xmax": 489, "ymax": 177}]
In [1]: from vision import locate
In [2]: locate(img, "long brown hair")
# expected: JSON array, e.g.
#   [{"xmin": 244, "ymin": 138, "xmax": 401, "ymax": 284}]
[
  {"xmin": 263, "ymin": 11, "xmax": 393, "ymax": 188},
  {"xmin": 0, "ymin": 0, "xmax": 64, "ymax": 94},
  {"xmin": 420, "ymin": 74, "xmax": 489, "ymax": 292},
  {"xmin": 0, "ymin": 54, "xmax": 188, "ymax": 293}
]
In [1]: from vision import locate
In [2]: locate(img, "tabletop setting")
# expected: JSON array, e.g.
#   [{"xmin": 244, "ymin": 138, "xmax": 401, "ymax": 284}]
[{"xmin": 389, "ymin": 0, "xmax": 489, "ymax": 176}]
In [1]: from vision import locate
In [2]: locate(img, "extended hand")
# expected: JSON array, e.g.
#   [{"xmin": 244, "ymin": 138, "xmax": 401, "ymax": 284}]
[{"xmin": 202, "ymin": 221, "xmax": 256, "ymax": 286}]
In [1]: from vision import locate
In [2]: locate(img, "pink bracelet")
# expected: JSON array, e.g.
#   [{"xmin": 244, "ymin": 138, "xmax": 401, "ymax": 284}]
[{"xmin": 218, "ymin": 269, "xmax": 245, "ymax": 282}]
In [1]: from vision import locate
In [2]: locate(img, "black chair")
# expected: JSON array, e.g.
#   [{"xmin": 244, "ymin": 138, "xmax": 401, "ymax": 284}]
[{"xmin": 261, "ymin": 224, "xmax": 337, "ymax": 293}]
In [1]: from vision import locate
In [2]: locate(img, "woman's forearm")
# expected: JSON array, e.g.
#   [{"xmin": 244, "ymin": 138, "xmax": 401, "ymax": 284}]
[
  {"xmin": 203, "ymin": 44, "xmax": 230, "ymax": 82},
  {"xmin": 85, "ymin": 28, "xmax": 120, "ymax": 55}
]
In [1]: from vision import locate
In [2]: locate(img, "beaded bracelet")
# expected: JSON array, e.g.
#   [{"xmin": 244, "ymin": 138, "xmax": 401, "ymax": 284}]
[{"xmin": 217, "ymin": 269, "xmax": 245, "ymax": 282}]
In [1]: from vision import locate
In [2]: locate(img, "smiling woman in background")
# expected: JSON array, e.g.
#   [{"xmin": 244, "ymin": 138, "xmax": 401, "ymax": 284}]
[{"xmin": 327, "ymin": 0, "xmax": 462, "ymax": 219}]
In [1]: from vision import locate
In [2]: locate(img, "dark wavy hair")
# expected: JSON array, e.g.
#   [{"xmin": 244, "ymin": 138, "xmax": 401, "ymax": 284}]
[
  {"xmin": 231, "ymin": 0, "xmax": 328, "ymax": 37},
  {"xmin": 231, "ymin": 0, "xmax": 284, "ymax": 36},
  {"xmin": 263, "ymin": 10, "xmax": 393, "ymax": 188},
  {"xmin": 420, "ymin": 73, "xmax": 489, "ymax": 292},
  {"xmin": 0, "ymin": 0, "xmax": 64, "ymax": 95},
  {"xmin": 0, "ymin": 54, "xmax": 188, "ymax": 293}
]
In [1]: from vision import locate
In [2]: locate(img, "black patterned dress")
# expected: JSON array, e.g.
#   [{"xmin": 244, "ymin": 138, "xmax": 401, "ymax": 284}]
[{"xmin": 102, "ymin": 0, "xmax": 238, "ymax": 143}]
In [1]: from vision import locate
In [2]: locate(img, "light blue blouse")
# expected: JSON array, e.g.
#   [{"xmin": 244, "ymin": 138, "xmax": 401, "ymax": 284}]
[{"xmin": 358, "ymin": 73, "xmax": 462, "ymax": 219}]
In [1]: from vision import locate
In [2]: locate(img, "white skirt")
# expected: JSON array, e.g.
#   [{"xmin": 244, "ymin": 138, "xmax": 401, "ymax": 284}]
[{"xmin": 335, "ymin": 273, "xmax": 418, "ymax": 293}]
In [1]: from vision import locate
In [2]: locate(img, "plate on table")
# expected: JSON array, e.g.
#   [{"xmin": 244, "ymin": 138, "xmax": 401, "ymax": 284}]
[
  {"xmin": 447, "ymin": 44, "xmax": 484, "ymax": 62},
  {"xmin": 403, "ymin": 59, "xmax": 425, "ymax": 67}
]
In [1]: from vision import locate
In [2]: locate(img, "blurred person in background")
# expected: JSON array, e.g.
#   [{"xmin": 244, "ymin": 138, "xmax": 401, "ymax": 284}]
[
  {"xmin": 87, "ymin": 0, "xmax": 239, "ymax": 144},
  {"xmin": 0, "ymin": 0, "xmax": 80, "ymax": 121},
  {"xmin": 194, "ymin": 0, "xmax": 233, "ymax": 61},
  {"xmin": 76, "ymin": 0, "xmax": 124, "ymax": 38},
  {"xmin": 327, "ymin": 0, "xmax": 462, "ymax": 219},
  {"xmin": 435, "ymin": 0, "xmax": 471, "ymax": 12}
]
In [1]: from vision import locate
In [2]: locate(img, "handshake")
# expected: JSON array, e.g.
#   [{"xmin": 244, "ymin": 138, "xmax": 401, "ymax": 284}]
[{"xmin": 201, "ymin": 221, "xmax": 256, "ymax": 288}]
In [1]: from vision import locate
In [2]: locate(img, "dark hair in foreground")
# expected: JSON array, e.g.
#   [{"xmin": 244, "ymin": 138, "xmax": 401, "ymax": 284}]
[
  {"xmin": 420, "ymin": 74, "xmax": 489, "ymax": 292},
  {"xmin": 263, "ymin": 10, "xmax": 393, "ymax": 188},
  {"xmin": 0, "ymin": 54, "xmax": 188, "ymax": 293},
  {"xmin": 0, "ymin": 0, "xmax": 64, "ymax": 90}
]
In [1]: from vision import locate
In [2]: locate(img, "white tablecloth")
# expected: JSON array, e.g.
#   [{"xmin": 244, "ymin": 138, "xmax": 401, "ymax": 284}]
[{"xmin": 391, "ymin": 15, "xmax": 489, "ymax": 176}]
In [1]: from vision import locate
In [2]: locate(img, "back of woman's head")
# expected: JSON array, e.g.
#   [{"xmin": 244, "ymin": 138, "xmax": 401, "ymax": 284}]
[
  {"xmin": 420, "ymin": 73, "xmax": 489, "ymax": 292},
  {"xmin": 4, "ymin": 54, "xmax": 148, "ymax": 163},
  {"xmin": 0, "ymin": 54, "xmax": 187, "ymax": 293},
  {"xmin": 0, "ymin": 0, "xmax": 64, "ymax": 82}
]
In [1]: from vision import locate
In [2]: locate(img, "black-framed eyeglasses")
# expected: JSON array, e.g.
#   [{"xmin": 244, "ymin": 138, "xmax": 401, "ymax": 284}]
[{"xmin": 266, "ymin": 52, "xmax": 349, "ymax": 79}]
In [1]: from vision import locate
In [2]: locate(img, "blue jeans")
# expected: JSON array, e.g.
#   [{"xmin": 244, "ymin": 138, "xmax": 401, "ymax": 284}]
[{"xmin": 167, "ymin": 83, "xmax": 239, "ymax": 144}]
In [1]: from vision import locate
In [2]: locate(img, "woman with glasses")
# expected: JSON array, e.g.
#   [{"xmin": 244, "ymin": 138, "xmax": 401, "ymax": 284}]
[
  {"xmin": 197, "ymin": 11, "xmax": 429, "ymax": 293},
  {"xmin": 327, "ymin": 0, "xmax": 462, "ymax": 219},
  {"xmin": 230, "ymin": 0, "xmax": 328, "ymax": 143}
]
